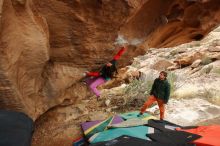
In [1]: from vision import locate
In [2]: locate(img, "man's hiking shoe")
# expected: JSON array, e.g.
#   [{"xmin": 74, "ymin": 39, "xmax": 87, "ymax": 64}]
[
  {"xmin": 137, "ymin": 112, "xmax": 143, "ymax": 117},
  {"xmin": 96, "ymin": 96, "xmax": 101, "ymax": 101},
  {"xmin": 80, "ymin": 78, "xmax": 87, "ymax": 85}
]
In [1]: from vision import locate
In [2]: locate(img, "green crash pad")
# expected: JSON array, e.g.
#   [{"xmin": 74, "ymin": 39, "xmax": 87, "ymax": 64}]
[{"xmin": 89, "ymin": 126, "xmax": 154, "ymax": 143}]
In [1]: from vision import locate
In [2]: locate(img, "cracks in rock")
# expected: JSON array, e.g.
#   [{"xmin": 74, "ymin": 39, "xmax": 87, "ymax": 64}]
[
  {"xmin": 39, "ymin": 59, "xmax": 55, "ymax": 98},
  {"xmin": 0, "ymin": 66, "xmax": 25, "ymax": 112},
  {"xmin": 191, "ymin": 33, "xmax": 204, "ymax": 41}
]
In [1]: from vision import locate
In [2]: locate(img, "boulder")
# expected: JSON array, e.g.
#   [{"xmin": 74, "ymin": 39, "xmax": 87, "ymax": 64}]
[
  {"xmin": 151, "ymin": 59, "xmax": 174, "ymax": 71},
  {"xmin": 174, "ymin": 52, "xmax": 204, "ymax": 67},
  {"xmin": 208, "ymin": 46, "xmax": 220, "ymax": 52},
  {"xmin": 191, "ymin": 59, "xmax": 202, "ymax": 69}
]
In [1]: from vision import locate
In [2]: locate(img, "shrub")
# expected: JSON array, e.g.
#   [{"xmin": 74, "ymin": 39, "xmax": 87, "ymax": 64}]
[
  {"xmin": 197, "ymin": 87, "xmax": 220, "ymax": 105},
  {"xmin": 123, "ymin": 79, "xmax": 144, "ymax": 96},
  {"xmin": 111, "ymin": 76, "xmax": 155, "ymax": 112},
  {"xmin": 170, "ymin": 50, "xmax": 180, "ymax": 56},
  {"xmin": 131, "ymin": 61, "xmax": 141, "ymax": 68},
  {"xmin": 200, "ymin": 65, "xmax": 213, "ymax": 74},
  {"xmin": 194, "ymin": 42, "xmax": 201, "ymax": 47},
  {"xmin": 212, "ymin": 67, "xmax": 220, "ymax": 75},
  {"xmin": 167, "ymin": 72, "xmax": 178, "ymax": 96},
  {"xmin": 201, "ymin": 56, "xmax": 212, "ymax": 65}
]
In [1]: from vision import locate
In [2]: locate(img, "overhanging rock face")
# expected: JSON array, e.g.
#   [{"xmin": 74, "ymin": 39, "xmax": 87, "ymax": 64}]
[{"xmin": 0, "ymin": 0, "xmax": 220, "ymax": 120}]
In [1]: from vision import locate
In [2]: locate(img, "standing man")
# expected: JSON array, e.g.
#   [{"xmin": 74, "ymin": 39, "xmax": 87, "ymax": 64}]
[{"xmin": 139, "ymin": 71, "xmax": 170, "ymax": 120}]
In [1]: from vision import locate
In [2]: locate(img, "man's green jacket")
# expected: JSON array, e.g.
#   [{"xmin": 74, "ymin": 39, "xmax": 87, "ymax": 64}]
[{"xmin": 150, "ymin": 78, "xmax": 170, "ymax": 103}]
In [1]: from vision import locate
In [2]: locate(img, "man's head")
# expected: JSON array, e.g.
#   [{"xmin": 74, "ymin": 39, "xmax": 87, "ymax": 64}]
[
  {"xmin": 106, "ymin": 62, "xmax": 113, "ymax": 67},
  {"xmin": 159, "ymin": 71, "xmax": 168, "ymax": 80}
]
